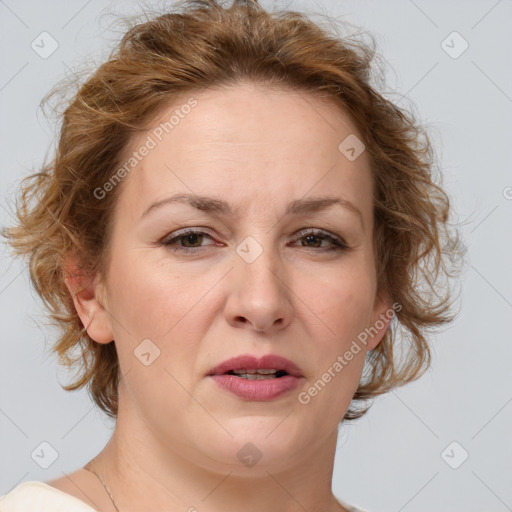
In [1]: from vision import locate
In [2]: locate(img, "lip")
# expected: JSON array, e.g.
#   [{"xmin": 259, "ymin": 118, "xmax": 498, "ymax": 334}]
[
  {"xmin": 207, "ymin": 354, "xmax": 304, "ymax": 378},
  {"xmin": 207, "ymin": 354, "xmax": 305, "ymax": 401}
]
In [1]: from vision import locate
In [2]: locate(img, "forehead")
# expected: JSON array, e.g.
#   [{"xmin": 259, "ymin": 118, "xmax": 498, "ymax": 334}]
[{"xmin": 114, "ymin": 82, "xmax": 373, "ymax": 221}]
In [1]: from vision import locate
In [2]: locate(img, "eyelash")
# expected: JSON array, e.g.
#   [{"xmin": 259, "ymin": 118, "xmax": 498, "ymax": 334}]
[{"xmin": 161, "ymin": 228, "xmax": 349, "ymax": 253}]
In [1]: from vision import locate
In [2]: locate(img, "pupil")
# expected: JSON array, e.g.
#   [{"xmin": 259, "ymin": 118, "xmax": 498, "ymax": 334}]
[
  {"xmin": 184, "ymin": 233, "xmax": 201, "ymax": 247},
  {"xmin": 305, "ymin": 235, "xmax": 320, "ymax": 247}
]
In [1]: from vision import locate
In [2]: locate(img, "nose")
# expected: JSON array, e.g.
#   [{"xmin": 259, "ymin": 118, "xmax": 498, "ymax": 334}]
[{"xmin": 223, "ymin": 238, "xmax": 293, "ymax": 334}]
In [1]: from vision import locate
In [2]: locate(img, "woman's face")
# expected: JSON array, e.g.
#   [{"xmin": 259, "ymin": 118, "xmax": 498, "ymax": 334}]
[{"xmin": 85, "ymin": 82, "xmax": 391, "ymax": 474}]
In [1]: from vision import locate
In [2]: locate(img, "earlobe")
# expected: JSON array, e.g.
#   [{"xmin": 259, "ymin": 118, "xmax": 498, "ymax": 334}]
[
  {"xmin": 366, "ymin": 292, "xmax": 394, "ymax": 352},
  {"xmin": 63, "ymin": 254, "xmax": 114, "ymax": 344}
]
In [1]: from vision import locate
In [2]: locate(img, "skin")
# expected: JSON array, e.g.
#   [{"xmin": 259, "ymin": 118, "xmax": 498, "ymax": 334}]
[{"xmin": 47, "ymin": 81, "xmax": 392, "ymax": 512}]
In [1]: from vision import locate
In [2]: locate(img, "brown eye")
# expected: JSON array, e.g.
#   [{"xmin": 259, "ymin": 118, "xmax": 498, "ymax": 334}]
[
  {"xmin": 161, "ymin": 228, "xmax": 349, "ymax": 254},
  {"xmin": 301, "ymin": 234, "xmax": 324, "ymax": 248},
  {"xmin": 179, "ymin": 232, "xmax": 204, "ymax": 248},
  {"xmin": 292, "ymin": 229, "xmax": 348, "ymax": 251},
  {"xmin": 162, "ymin": 229, "xmax": 216, "ymax": 252}
]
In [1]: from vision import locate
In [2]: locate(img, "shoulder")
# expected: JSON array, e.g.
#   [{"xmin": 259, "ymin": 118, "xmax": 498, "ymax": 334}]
[
  {"xmin": 0, "ymin": 481, "xmax": 97, "ymax": 512},
  {"xmin": 336, "ymin": 496, "xmax": 371, "ymax": 512}
]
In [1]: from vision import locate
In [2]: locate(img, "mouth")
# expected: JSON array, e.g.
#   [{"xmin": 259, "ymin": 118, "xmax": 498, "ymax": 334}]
[
  {"xmin": 223, "ymin": 369, "xmax": 290, "ymax": 380},
  {"xmin": 207, "ymin": 353, "xmax": 304, "ymax": 378},
  {"xmin": 206, "ymin": 354, "xmax": 304, "ymax": 401}
]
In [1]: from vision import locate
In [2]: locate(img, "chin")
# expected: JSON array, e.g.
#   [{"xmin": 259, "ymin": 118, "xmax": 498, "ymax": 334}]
[{"xmin": 193, "ymin": 416, "xmax": 307, "ymax": 473}]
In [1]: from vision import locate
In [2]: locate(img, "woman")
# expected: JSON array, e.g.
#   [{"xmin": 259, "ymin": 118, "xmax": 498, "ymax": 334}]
[{"xmin": 0, "ymin": 0, "xmax": 462, "ymax": 510}]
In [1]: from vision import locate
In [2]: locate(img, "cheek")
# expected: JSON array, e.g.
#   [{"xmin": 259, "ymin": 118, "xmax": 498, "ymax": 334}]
[
  {"xmin": 295, "ymin": 269, "xmax": 374, "ymax": 418},
  {"xmin": 106, "ymin": 244, "xmax": 187, "ymax": 336},
  {"xmin": 105, "ymin": 247, "xmax": 218, "ymax": 378},
  {"xmin": 106, "ymin": 256, "xmax": 204, "ymax": 413},
  {"xmin": 299, "ymin": 262, "xmax": 376, "ymax": 340}
]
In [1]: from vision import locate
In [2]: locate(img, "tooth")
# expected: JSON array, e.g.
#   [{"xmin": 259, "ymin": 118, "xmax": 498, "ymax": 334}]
[
  {"xmin": 232, "ymin": 369, "xmax": 279, "ymax": 375},
  {"xmin": 236, "ymin": 373, "xmax": 278, "ymax": 380}
]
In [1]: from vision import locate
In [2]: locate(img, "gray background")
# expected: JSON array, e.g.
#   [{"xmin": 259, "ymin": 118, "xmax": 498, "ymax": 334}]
[{"xmin": 1, "ymin": 0, "xmax": 511, "ymax": 511}]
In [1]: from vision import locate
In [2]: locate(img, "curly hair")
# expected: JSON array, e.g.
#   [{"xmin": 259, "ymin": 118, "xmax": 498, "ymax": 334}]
[{"xmin": 2, "ymin": 0, "xmax": 464, "ymax": 421}]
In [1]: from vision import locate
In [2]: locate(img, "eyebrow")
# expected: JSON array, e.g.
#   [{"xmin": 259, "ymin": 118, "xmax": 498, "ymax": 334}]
[{"xmin": 141, "ymin": 192, "xmax": 363, "ymax": 226}]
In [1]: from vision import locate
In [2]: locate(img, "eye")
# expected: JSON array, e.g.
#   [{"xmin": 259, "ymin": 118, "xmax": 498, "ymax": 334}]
[
  {"xmin": 161, "ymin": 228, "xmax": 217, "ymax": 253},
  {"xmin": 291, "ymin": 228, "xmax": 349, "ymax": 252},
  {"xmin": 161, "ymin": 228, "xmax": 349, "ymax": 253}
]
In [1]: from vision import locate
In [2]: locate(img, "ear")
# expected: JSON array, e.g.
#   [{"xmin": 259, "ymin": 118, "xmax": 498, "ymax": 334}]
[
  {"xmin": 63, "ymin": 253, "xmax": 114, "ymax": 344},
  {"xmin": 365, "ymin": 291, "xmax": 396, "ymax": 352}
]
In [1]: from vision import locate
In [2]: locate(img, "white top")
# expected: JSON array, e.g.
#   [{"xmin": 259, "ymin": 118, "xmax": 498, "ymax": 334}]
[
  {"xmin": 0, "ymin": 481, "xmax": 368, "ymax": 512},
  {"xmin": 0, "ymin": 481, "xmax": 97, "ymax": 511}
]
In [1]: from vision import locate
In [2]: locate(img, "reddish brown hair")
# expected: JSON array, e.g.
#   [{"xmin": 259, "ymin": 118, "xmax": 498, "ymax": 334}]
[{"xmin": 2, "ymin": 0, "xmax": 464, "ymax": 420}]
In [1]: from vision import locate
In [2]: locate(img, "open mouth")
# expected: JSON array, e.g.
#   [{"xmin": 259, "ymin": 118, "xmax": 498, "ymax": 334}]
[
  {"xmin": 209, "ymin": 362, "xmax": 303, "ymax": 400},
  {"xmin": 225, "ymin": 369, "xmax": 289, "ymax": 380}
]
